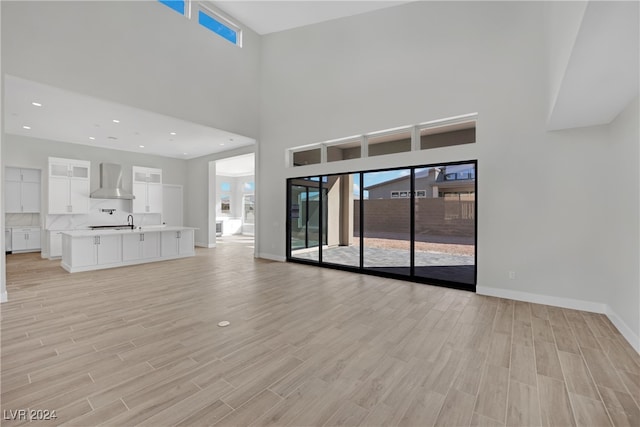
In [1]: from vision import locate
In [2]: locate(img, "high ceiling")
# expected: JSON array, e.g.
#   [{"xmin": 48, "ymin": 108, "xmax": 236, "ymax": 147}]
[
  {"xmin": 4, "ymin": 75, "xmax": 255, "ymax": 160},
  {"xmin": 212, "ymin": 0, "xmax": 412, "ymax": 35}
]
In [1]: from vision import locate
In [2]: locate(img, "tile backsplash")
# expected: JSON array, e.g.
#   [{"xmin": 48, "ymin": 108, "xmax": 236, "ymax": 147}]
[
  {"xmin": 45, "ymin": 199, "xmax": 161, "ymax": 230},
  {"xmin": 6, "ymin": 213, "xmax": 40, "ymax": 227}
]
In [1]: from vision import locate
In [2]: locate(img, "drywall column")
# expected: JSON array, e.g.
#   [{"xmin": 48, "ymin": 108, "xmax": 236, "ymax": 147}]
[
  {"xmin": 326, "ymin": 177, "xmax": 340, "ymax": 246},
  {"xmin": 340, "ymin": 175, "xmax": 354, "ymax": 246}
]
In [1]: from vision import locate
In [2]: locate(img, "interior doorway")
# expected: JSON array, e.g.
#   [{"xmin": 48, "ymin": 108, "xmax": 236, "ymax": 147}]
[{"xmin": 214, "ymin": 154, "xmax": 255, "ymax": 248}]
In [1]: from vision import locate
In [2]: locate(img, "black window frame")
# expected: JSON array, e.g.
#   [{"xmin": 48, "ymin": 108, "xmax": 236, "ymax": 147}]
[{"xmin": 286, "ymin": 159, "xmax": 478, "ymax": 292}]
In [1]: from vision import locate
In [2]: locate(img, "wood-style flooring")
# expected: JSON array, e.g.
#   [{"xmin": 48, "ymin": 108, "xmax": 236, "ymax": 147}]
[{"xmin": 1, "ymin": 240, "xmax": 639, "ymax": 426}]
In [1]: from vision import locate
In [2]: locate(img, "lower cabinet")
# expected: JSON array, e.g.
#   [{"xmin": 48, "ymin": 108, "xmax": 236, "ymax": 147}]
[
  {"xmin": 71, "ymin": 235, "xmax": 122, "ymax": 268},
  {"xmin": 161, "ymin": 229, "xmax": 194, "ymax": 257},
  {"xmin": 62, "ymin": 228, "xmax": 194, "ymax": 273},
  {"xmin": 12, "ymin": 228, "xmax": 41, "ymax": 252},
  {"xmin": 122, "ymin": 232, "xmax": 160, "ymax": 261},
  {"xmin": 48, "ymin": 231, "xmax": 63, "ymax": 258}
]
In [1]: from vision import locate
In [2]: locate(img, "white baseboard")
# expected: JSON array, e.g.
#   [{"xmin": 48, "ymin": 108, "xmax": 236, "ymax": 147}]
[
  {"xmin": 605, "ymin": 307, "xmax": 640, "ymax": 354},
  {"xmin": 195, "ymin": 242, "xmax": 216, "ymax": 248},
  {"xmin": 1, "ymin": 291, "xmax": 7, "ymax": 303},
  {"xmin": 257, "ymin": 252, "xmax": 285, "ymax": 262},
  {"xmin": 476, "ymin": 286, "xmax": 607, "ymax": 313},
  {"xmin": 477, "ymin": 286, "xmax": 639, "ymax": 354}
]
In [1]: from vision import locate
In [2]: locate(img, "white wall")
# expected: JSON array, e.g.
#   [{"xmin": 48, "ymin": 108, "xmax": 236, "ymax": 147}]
[
  {"xmin": 543, "ymin": 0, "xmax": 588, "ymax": 122},
  {"xmin": 258, "ymin": 1, "xmax": 639, "ymax": 342},
  {"xmin": 605, "ymin": 96, "xmax": 640, "ymax": 347},
  {"xmin": 1, "ymin": 1, "xmax": 6, "ymax": 302},
  {"xmin": 1, "ymin": 0, "xmax": 261, "ymax": 139}
]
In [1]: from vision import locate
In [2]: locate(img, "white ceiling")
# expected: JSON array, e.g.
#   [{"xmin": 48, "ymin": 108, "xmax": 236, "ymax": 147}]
[
  {"xmin": 212, "ymin": 0, "xmax": 412, "ymax": 35},
  {"xmin": 3, "ymin": 75, "xmax": 255, "ymax": 160},
  {"xmin": 548, "ymin": 1, "xmax": 639, "ymax": 130}
]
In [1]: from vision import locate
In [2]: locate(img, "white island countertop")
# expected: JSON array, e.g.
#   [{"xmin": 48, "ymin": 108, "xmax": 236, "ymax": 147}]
[{"xmin": 60, "ymin": 226, "xmax": 197, "ymax": 237}]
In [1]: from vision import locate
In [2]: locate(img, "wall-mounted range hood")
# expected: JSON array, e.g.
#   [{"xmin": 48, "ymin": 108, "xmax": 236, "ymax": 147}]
[{"xmin": 90, "ymin": 163, "xmax": 135, "ymax": 200}]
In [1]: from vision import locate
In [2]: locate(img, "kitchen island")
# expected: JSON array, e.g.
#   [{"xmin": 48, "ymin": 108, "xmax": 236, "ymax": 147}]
[{"xmin": 60, "ymin": 226, "xmax": 196, "ymax": 273}]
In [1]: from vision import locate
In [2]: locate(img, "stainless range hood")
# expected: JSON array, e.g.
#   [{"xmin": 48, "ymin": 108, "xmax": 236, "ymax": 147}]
[{"xmin": 90, "ymin": 163, "xmax": 135, "ymax": 200}]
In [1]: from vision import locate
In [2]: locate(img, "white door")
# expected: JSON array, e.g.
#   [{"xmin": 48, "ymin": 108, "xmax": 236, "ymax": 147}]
[
  {"xmin": 21, "ymin": 182, "xmax": 41, "ymax": 213},
  {"xmin": 5, "ymin": 181, "xmax": 22, "ymax": 213},
  {"xmin": 122, "ymin": 233, "xmax": 141, "ymax": 261},
  {"xmin": 12, "ymin": 231, "xmax": 28, "ymax": 251},
  {"xmin": 142, "ymin": 232, "xmax": 160, "ymax": 259},
  {"xmin": 147, "ymin": 183, "xmax": 163, "ymax": 213},
  {"xmin": 5, "ymin": 167, "xmax": 21, "ymax": 181},
  {"xmin": 49, "ymin": 177, "xmax": 70, "ymax": 214},
  {"xmin": 162, "ymin": 185, "xmax": 183, "ymax": 226},
  {"xmin": 69, "ymin": 179, "xmax": 89, "ymax": 213},
  {"xmin": 132, "ymin": 182, "xmax": 147, "ymax": 213},
  {"xmin": 72, "ymin": 237, "xmax": 97, "ymax": 267},
  {"xmin": 161, "ymin": 231, "xmax": 178, "ymax": 257},
  {"xmin": 97, "ymin": 235, "xmax": 122, "ymax": 265},
  {"xmin": 178, "ymin": 230, "xmax": 194, "ymax": 254},
  {"xmin": 21, "ymin": 169, "xmax": 41, "ymax": 183},
  {"xmin": 26, "ymin": 230, "xmax": 41, "ymax": 250}
]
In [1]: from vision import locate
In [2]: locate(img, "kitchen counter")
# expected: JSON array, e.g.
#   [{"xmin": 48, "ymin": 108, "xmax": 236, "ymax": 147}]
[
  {"xmin": 60, "ymin": 226, "xmax": 196, "ymax": 273},
  {"xmin": 60, "ymin": 225, "xmax": 196, "ymax": 237}
]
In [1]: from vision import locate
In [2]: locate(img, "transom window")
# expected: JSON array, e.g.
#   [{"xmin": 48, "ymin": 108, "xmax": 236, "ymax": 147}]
[{"xmin": 157, "ymin": 0, "xmax": 242, "ymax": 47}]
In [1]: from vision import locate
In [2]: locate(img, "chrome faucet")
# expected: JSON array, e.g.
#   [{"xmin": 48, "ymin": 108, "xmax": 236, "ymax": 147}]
[{"xmin": 127, "ymin": 214, "xmax": 134, "ymax": 230}]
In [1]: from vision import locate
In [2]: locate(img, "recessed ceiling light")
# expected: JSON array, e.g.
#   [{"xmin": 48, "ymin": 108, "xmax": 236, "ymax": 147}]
[
  {"xmin": 31, "ymin": 102, "xmax": 42, "ymax": 107},
  {"xmin": 170, "ymin": 132, "xmax": 176, "ymax": 135},
  {"xmin": 112, "ymin": 119, "xmax": 120, "ymax": 123},
  {"xmin": 220, "ymin": 143, "xmax": 225, "ymax": 146},
  {"xmin": 139, "ymin": 145, "xmax": 145, "ymax": 148},
  {"xmin": 183, "ymin": 152, "xmax": 188, "ymax": 155},
  {"xmin": 22, "ymin": 125, "xmax": 31, "ymax": 130},
  {"xmin": 89, "ymin": 136, "xmax": 96, "ymax": 140}
]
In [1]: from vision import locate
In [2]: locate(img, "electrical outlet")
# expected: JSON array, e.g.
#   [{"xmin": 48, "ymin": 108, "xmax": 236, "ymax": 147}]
[{"xmin": 508, "ymin": 271, "xmax": 516, "ymax": 280}]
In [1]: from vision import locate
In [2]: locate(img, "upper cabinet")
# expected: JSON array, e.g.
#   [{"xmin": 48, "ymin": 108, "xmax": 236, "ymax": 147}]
[
  {"xmin": 132, "ymin": 166, "xmax": 163, "ymax": 214},
  {"xmin": 48, "ymin": 157, "xmax": 90, "ymax": 214},
  {"xmin": 5, "ymin": 167, "xmax": 41, "ymax": 213}
]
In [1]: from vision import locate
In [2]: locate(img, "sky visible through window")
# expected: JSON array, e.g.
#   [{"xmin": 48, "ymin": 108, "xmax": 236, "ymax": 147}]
[
  {"xmin": 158, "ymin": 0, "xmax": 185, "ymax": 15},
  {"xmin": 198, "ymin": 10, "xmax": 237, "ymax": 44}
]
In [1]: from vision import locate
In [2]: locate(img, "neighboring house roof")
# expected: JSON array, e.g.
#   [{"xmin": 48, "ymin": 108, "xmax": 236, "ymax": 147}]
[{"xmin": 364, "ymin": 168, "xmax": 434, "ymax": 190}]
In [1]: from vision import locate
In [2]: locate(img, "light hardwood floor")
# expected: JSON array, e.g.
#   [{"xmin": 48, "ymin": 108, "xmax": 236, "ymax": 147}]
[{"xmin": 1, "ymin": 242, "xmax": 638, "ymax": 426}]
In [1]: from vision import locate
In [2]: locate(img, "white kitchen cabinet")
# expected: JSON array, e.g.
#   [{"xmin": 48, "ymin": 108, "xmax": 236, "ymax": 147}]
[
  {"xmin": 70, "ymin": 234, "xmax": 122, "ymax": 268},
  {"xmin": 122, "ymin": 232, "xmax": 160, "ymax": 261},
  {"xmin": 161, "ymin": 229, "xmax": 194, "ymax": 257},
  {"xmin": 11, "ymin": 227, "xmax": 41, "ymax": 252},
  {"xmin": 61, "ymin": 227, "xmax": 195, "ymax": 272},
  {"xmin": 132, "ymin": 166, "xmax": 163, "ymax": 214},
  {"xmin": 48, "ymin": 157, "xmax": 90, "ymax": 214},
  {"xmin": 48, "ymin": 231, "xmax": 63, "ymax": 258},
  {"xmin": 5, "ymin": 167, "xmax": 41, "ymax": 213}
]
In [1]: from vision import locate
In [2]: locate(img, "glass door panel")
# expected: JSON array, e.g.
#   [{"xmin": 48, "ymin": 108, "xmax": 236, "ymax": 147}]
[
  {"xmin": 321, "ymin": 173, "xmax": 360, "ymax": 268},
  {"xmin": 289, "ymin": 184, "xmax": 307, "ymax": 251},
  {"xmin": 289, "ymin": 177, "xmax": 321, "ymax": 262},
  {"xmin": 413, "ymin": 164, "xmax": 476, "ymax": 285},
  {"xmin": 362, "ymin": 169, "xmax": 411, "ymax": 276}
]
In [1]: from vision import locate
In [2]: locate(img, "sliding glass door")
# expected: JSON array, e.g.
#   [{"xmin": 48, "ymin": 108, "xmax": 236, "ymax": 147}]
[
  {"xmin": 413, "ymin": 164, "xmax": 476, "ymax": 286},
  {"xmin": 362, "ymin": 169, "xmax": 412, "ymax": 276},
  {"xmin": 287, "ymin": 161, "xmax": 477, "ymax": 291},
  {"xmin": 288, "ymin": 177, "xmax": 327, "ymax": 263}
]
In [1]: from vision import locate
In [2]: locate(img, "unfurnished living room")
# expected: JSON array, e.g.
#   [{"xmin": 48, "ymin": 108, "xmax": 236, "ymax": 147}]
[{"xmin": 1, "ymin": 1, "xmax": 639, "ymax": 426}]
